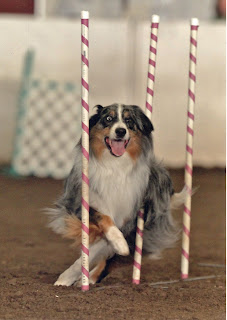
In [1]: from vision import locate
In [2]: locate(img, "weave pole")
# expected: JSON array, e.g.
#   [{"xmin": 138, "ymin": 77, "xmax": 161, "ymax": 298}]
[
  {"xmin": 181, "ymin": 18, "xmax": 199, "ymax": 280},
  {"xmin": 145, "ymin": 14, "xmax": 160, "ymax": 118},
  {"xmin": 132, "ymin": 15, "xmax": 160, "ymax": 285},
  {"xmin": 81, "ymin": 10, "xmax": 90, "ymax": 291}
]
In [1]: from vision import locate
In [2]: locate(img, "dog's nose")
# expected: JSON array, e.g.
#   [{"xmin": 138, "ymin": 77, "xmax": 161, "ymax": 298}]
[{"xmin": 115, "ymin": 127, "xmax": 126, "ymax": 138}]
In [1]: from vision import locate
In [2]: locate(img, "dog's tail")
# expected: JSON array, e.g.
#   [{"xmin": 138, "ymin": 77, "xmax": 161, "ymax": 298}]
[
  {"xmin": 170, "ymin": 185, "xmax": 198, "ymax": 210},
  {"xmin": 43, "ymin": 207, "xmax": 103, "ymax": 247},
  {"xmin": 43, "ymin": 207, "xmax": 68, "ymax": 236}
]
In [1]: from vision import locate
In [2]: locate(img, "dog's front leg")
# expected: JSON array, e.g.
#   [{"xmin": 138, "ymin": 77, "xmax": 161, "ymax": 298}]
[
  {"xmin": 91, "ymin": 211, "xmax": 129, "ymax": 256},
  {"xmin": 54, "ymin": 239, "xmax": 114, "ymax": 286},
  {"xmin": 64, "ymin": 210, "xmax": 130, "ymax": 256}
]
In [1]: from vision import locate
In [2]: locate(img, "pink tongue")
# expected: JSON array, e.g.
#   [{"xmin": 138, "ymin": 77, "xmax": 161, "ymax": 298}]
[{"xmin": 110, "ymin": 140, "xmax": 125, "ymax": 156}]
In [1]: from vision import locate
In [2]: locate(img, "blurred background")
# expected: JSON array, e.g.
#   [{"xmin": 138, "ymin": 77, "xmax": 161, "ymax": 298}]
[
  {"xmin": 0, "ymin": 3, "xmax": 225, "ymax": 317},
  {"xmin": 0, "ymin": 0, "xmax": 225, "ymax": 172}
]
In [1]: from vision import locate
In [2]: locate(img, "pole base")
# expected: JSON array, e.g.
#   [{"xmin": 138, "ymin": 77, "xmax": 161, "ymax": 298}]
[
  {"xmin": 132, "ymin": 279, "xmax": 140, "ymax": 285},
  {"xmin": 81, "ymin": 285, "xmax": 89, "ymax": 291}
]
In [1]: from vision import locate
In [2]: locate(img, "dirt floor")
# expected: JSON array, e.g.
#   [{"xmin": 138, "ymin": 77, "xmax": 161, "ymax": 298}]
[{"xmin": 0, "ymin": 168, "xmax": 225, "ymax": 320}]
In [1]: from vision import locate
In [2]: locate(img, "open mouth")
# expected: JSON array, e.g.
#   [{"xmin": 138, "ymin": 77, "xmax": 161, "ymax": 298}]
[{"xmin": 105, "ymin": 137, "xmax": 130, "ymax": 157}]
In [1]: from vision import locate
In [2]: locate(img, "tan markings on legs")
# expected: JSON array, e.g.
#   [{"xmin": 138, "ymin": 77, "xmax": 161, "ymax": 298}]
[
  {"xmin": 92, "ymin": 212, "xmax": 129, "ymax": 255},
  {"xmin": 63, "ymin": 212, "xmax": 115, "ymax": 247},
  {"xmin": 94, "ymin": 213, "xmax": 114, "ymax": 233},
  {"xmin": 64, "ymin": 211, "xmax": 129, "ymax": 255},
  {"xmin": 89, "ymin": 260, "xmax": 106, "ymax": 284},
  {"xmin": 64, "ymin": 215, "xmax": 102, "ymax": 247}
]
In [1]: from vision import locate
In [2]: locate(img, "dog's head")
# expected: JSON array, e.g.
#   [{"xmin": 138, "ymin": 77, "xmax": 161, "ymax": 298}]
[{"xmin": 89, "ymin": 103, "xmax": 154, "ymax": 160}]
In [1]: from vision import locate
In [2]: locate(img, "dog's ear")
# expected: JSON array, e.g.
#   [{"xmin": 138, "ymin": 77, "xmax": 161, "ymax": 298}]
[
  {"xmin": 89, "ymin": 105, "xmax": 103, "ymax": 129},
  {"xmin": 132, "ymin": 105, "xmax": 154, "ymax": 136},
  {"xmin": 94, "ymin": 105, "xmax": 103, "ymax": 113}
]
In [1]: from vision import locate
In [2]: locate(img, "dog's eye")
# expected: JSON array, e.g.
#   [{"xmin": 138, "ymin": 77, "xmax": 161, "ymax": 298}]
[
  {"xmin": 125, "ymin": 118, "xmax": 133, "ymax": 125},
  {"xmin": 106, "ymin": 116, "xmax": 113, "ymax": 122}
]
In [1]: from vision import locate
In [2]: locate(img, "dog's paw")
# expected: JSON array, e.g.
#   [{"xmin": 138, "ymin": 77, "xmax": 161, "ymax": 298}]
[
  {"xmin": 147, "ymin": 252, "xmax": 162, "ymax": 260},
  {"xmin": 54, "ymin": 269, "xmax": 77, "ymax": 286},
  {"xmin": 73, "ymin": 276, "xmax": 96, "ymax": 287},
  {"xmin": 105, "ymin": 226, "xmax": 129, "ymax": 256},
  {"xmin": 73, "ymin": 277, "xmax": 82, "ymax": 287},
  {"xmin": 54, "ymin": 276, "xmax": 75, "ymax": 286}
]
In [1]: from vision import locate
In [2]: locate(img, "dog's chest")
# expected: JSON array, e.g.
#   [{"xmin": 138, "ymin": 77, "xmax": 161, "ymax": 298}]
[{"xmin": 89, "ymin": 156, "xmax": 148, "ymax": 228}]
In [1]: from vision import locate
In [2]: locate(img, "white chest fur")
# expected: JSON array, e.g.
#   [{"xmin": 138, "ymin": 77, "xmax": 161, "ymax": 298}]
[{"xmin": 89, "ymin": 150, "xmax": 149, "ymax": 228}]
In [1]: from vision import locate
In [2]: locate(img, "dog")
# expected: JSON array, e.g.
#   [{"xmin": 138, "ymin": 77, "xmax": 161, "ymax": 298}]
[{"xmin": 46, "ymin": 103, "xmax": 185, "ymax": 286}]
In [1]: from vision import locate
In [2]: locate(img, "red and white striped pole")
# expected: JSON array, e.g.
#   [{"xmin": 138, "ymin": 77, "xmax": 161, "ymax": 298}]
[
  {"xmin": 181, "ymin": 18, "xmax": 199, "ymax": 280},
  {"xmin": 145, "ymin": 14, "xmax": 160, "ymax": 118},
  {"xmin": 81, "ymin": 10, "xmax": 90, "ymax": 291},
  {"xmin": 132, "ymin": 210, "xmax": 144, "ymax": 284},
  {"xmin": 132, "ymin": 15, "xmax": 160, "ymax": 285}
]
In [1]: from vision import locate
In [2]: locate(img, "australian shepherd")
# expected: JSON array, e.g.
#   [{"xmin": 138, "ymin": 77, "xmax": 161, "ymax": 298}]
[{"xmin": 47, "ymin": 103, "xmax": 185, "ymax": 286}]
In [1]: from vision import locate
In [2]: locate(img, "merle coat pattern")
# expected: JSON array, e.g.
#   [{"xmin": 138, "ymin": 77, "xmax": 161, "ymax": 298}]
[{"xmin": 47, "ymin": 103, "xmax": 181, "ymax": 286}]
